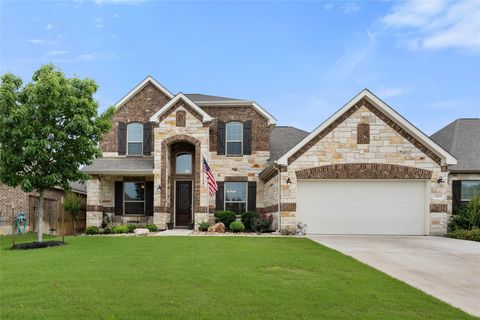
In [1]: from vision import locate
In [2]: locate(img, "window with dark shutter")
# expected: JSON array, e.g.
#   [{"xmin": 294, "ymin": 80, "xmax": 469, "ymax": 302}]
[
  {"xmin": 247, "ymin": 181, "xmax": 256, "ymax": 212},
  {"xmin": 452, "ymin": 180, "xmax": 461, "ymax": 213},
  {"xmin": 143, "ymin": 122, "xmax": 152, "ymax": 155},
  {"xmin": 114, "ymin": 181, "xmax": 123, "ymax": 215},
  {"xmin": 145, "ymin": 181, "xmax": 154, "ymax": 215},
  {"xmin": 217, "ymin": 121, "xmax": 226, "ymax": 155},
  {"xmin": 118, "ymin": 122, "xmax": 127, "ymax": 155},
  {"xmin": 243, "ymin": 120, "xmax": 252, "ymax": 155},
  {"xmin": 216, "ymin": 182, "xmax": 225, "ymax": 210}
]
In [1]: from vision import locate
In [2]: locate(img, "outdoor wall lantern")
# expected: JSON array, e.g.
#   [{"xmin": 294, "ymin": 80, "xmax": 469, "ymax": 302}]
[
  {"xmin": 437, "ymin": 177, "xmax": 445, "ymax": 185},
  {"xmin": 286, "ymin": 178, "xmax": 292, "ymax": 186},
  {"xmin": 157, "ymin": 185, "xmax": 161, "ymax": 191}
]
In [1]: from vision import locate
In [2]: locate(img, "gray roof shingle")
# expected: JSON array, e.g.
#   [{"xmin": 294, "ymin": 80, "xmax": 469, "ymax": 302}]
[
  {"xmin": 431, "ymin": 118, "xmax": 480, "ymax": 172},
  {"xmin": 269, "ymin": 126, "xmax": 309, "ymax": 163},
  {"xmin": 185, "ymin": 93, "xmax": 243, "ymax": 102},
  {"xmin": 81, "ymin": 157, "xmax": 154, "ymax": 174}
]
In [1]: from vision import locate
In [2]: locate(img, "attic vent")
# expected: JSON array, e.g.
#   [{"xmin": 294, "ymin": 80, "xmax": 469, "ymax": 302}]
[
  {"xmin": 176, "ymin": 110, "xmax": 186, "ymax": 127},
  {"xmin": 357, "ymin": 123, "xmax": 370, "ymax": 144}
]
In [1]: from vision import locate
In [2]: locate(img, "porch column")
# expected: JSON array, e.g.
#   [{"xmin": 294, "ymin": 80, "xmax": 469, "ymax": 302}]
[{"xmin": 86, "ymin": 177, "xmax": 102, "ymax": 227}]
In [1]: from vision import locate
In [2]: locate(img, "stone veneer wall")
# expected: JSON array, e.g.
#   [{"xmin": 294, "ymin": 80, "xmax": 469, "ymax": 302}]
[{"xmin": 276, "ymin": 102, "xmax": 449, "ymax": 235}]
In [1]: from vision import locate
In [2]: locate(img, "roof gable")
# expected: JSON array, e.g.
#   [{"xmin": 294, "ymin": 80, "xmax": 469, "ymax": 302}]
[
  {"xmin": 277, "ymin": 89, "xmax": 457, "ymax": 166},
  {"xmin": 149, "ymin": 93, "xmax": 213, "ymax": 123},
  {"xmin": 115, "ymin": 76, "xmax": 174, "ymax": 109}
]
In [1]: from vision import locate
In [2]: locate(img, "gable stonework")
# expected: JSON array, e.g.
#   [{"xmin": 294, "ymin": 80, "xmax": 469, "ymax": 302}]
[
  {"xmin": 101, "ymin": 82, "xmax": 171, "ymax": 155},
  {"xmin": 202, "ymin": 106, "xmax": 273, "ymax": 152},
  {"xmin": 176, "ymin": 110, "xmax": 186, "ymax": 127},
  {"xmin": 275, "ymin": 102, "xmax": 448, "ymax": 234}
]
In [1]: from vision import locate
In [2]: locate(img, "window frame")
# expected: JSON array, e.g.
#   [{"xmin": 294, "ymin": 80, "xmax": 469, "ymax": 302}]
[
  {"xmin": 225, "ymin": 121, "xmax": 243, "ymax": 155},
  {"xmin": 175, "ymin": 152, "xmax": 193, "ymax": 175},
  {"xmin": 224, "ymin": 181, "xmax": 248, "ymax": 214},
  {"xmin": 126, "ymin": 122, "xmax": 143, "ymax": 156},
  {"xmin": 460, "ymin": 180, "xmax": 480, "ymax": 202},
  {"xmin": 123, "ymin": 181, "xmax": 146, "ymax": 215}
]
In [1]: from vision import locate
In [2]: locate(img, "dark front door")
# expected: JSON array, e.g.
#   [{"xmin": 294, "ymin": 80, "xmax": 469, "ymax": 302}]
[{"xmin": 175, "ymin": 181, "xmax": 192, "ymax": 226}]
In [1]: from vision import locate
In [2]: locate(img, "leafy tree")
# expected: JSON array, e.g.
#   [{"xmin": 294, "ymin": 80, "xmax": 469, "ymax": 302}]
[
  {"xmin": 0, "ymin": 64, "xmax": 114, "ymax": 242},
  {"xmin": 63, "ymin": 192, "xmax": 82, "ymax": 236}
]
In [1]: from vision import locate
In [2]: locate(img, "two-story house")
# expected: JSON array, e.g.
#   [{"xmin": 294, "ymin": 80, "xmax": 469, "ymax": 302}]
[{"xmin": 83, "ymin": 76, "xmax": 457, "ymax": 235}]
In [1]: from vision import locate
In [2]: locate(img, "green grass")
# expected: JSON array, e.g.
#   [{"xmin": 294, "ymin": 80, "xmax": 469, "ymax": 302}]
[{"xmin": 0, "ymin": 234, "xmax": 475, "ymax": 320}]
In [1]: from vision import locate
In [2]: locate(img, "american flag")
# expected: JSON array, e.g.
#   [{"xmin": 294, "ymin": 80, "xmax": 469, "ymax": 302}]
[{"xmin": 203, "ymin": 157, "xmax": 218, "ymax": 196}]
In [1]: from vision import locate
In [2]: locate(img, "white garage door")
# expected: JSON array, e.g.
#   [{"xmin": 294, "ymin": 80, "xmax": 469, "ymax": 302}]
[{"xmin": 297, "ymin": 180, "xmax": 427, "ymax": 235}]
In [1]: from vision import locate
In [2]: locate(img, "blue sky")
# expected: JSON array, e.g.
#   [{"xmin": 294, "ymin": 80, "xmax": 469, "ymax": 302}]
[{"xmin": 1, "ymin": 0, "xmax": 479, "ymax": 134}]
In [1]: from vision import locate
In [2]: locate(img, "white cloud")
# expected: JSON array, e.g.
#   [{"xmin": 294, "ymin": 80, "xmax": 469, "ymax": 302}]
[
  {"xmin": 95, "ymin": 17, "xmax": 104, "ymax": 28},
  {"xmin": 382, "ymin": 0, "xmax": 480, "ymax": 54},
  {"xmin": 78, "ymin": 54, "xmax": 98, "ymax": 61},
  {"xmin": 28, "ymin": 39, "xmax": 44, "ymax": 45},
  {"xmin": 376, "ymin": 87, "xmax": 410, "ymax": 98},
  {"xmin": 428, "ymin": 99, "xmax": 465, "ymax": 109},
  {"xmin": 113, "ymin": 13, "xmax": 120, "ymax": 18},
  {"xmin": 324, "ymin": 3, "xmax": 334, "ymax": 11},
  {"xmin": 45, "ymin": 24, "xmax": 58, "ymax": 31},
  {"xmin": 47, "ymin": 50, "xmax": 69, "ymax": 56},
  {"xmin": 339, "ymin": 1, "xmax": 360, "ymax": 14}
]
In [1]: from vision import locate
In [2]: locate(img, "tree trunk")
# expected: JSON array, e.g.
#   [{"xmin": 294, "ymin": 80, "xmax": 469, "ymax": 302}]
[{"xmin": 37, "ymin": 190, "xmax": 45, "ymax": 243}]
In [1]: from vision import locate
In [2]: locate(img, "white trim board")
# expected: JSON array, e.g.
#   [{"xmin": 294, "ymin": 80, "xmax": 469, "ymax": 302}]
[
  {"xmin": 149, "ymin": 93, "xmax": 213, "ymax": 123},
  {"xmin": 114, "ymin": 76, "xmax": 174, "ymax": 109},
  {"xmin": 277, "ymin": 89, "xmax": 457, "ymax": 166}
]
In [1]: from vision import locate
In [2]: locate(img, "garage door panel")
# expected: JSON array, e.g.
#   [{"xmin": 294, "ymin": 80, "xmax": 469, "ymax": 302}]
[{"xmin": 297, "ymin": 180, "xmax": 426, "ymax": 235}]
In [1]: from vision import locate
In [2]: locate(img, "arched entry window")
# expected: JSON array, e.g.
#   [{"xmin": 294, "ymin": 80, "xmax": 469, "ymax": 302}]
[{"xmin": 176, "ymin": 153, "xmax": 192, "ymax": 174}]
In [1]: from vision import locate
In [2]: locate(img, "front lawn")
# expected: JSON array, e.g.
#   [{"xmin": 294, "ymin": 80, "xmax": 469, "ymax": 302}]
[{"xmin": 0, "ymin": 234, "xmax": 474, "ymax": 319}]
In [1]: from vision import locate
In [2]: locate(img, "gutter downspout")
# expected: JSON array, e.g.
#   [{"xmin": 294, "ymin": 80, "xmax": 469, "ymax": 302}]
[{"xmin": 273, "ymin": 161, "xmax": 281, "ymax": 232}]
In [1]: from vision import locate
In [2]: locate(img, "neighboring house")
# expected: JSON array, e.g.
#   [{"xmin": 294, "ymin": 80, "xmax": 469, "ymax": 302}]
[
  {"xmin": 0, "ymin": 181, "xmax": 87, "ymax": 235},
  {"xmin": 431, "ymin": 119, "xmax": 480, "ymax": 213},
  {"xmin": 82, "ymin": 77, "xmax": 457, "ymax": 235}
]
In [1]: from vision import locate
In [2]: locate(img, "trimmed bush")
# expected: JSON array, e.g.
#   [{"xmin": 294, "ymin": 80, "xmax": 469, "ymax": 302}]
[
  {"xmin": 103, "ymin": 225, "xmax": 114, "ymax": 234},
  {"xmin": 85, "ymin": 226, "xmax": 100, "ymax": 235},
  {"xmin": 252, "ymin": 213, "xmax": 273, "ymax": 234},
  {"xmin": 126, "ymin": 224, "xmax": 137, "ymax": 233},
  {"xmin": 146, "ymin": 224, "xmax": 158, "ymax": 232},
  {"xmin": 197, "ymin": 221, "xmax": 211, "ymax": 232},
  {"xmin": 114, "ymin": 225, "xmax": 129, "ymax": 234},
  {"xmin": 446, "ymin": 228, "xmax": 480, "ymax": 242},
  {"xmin": 280, "ymin": 226, "xmax": 295, "ymax": 235},
  {"xmin": 241, "ymin": 211, "xmax": 259, "ymax": 230},
  {"xmin": 214, "ymin": 211, "xmax": 236, "ymax": 229},
  {"xmin": 230, "ymin": 221, "xmax": 245, "ymax": 233}
]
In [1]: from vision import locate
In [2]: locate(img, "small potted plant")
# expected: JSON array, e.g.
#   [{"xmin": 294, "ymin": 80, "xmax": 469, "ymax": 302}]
[
  {"xmin": 187, "ymin": 220, "xmax": 195, "ymax": 230},
  {"xmin": 167, "ymin": 222, "xmax": 174, "ymax": 230},
  {"xmin": 197, "ymin": 221, "xmax": 210, "ymax": 232}
]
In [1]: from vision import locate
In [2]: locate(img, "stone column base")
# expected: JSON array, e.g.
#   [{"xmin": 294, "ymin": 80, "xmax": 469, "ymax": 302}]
[
  {"xmin": 86, "ymin": 211, "xmax": 102, "ymax": 228},
  {"xmin": 154, "ymin": 212, "xmax": 169, "ymax": 230},
  {"xmin": 430, "ymin": 212, "xmax": 448, "ymax": 235}
]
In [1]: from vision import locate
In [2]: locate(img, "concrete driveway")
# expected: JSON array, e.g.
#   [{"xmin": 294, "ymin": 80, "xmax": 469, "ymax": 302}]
[{"xmin": 308, "ymin": 235, "xmax": 480, "ymax": 317}]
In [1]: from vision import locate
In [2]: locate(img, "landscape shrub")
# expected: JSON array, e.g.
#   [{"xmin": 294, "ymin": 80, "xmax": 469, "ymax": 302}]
[
  {"xmin": 197, "ymin": 221, "xmax": 211, "ymax": 232},
  {"xmin": 103, "ymin": 225, "xmax": 115, "ymax": 234},
  {"xmin": 146, "ymin": 224, "xmax": 158, "ymax": 232},
  {"xmin": 252, "ymin": 213, "xmax": 273, "ymax": 234},
  {"xmin": 114, "ymin": 225, "xmax": 129, "ymax": 234},
  {"xmin": 446, "ymin": 228, "xmax": 480, "ymax": 242},
  {"xmin": 280, "ymin": 226, "xmax": 295, "ymax": 235},
  {"xmin": 126, "ymin": 224, "xmax": 137, "ymax": 233},
  {"xmin": 85, "ymin": 226, "xmax": 100, "ymax": 235},
  {"xmin": 229, "ymin": 221, "xmax": 245, "ymax": 233},
  {"xmin": 449, "ymin": 195, "xmax": 480, "ymax": 233},
  {"xmin": 214, "ymin": 211, "xmax": 236, "ymax": 229},
  {"xmin": 241, "ymin": 211, "xmax": 259, "ymax": 230}
]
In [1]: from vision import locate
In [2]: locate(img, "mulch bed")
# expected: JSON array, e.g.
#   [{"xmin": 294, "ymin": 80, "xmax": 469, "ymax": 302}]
[{"xmin": 11, "ymin": 241, "xmax": 65, "ymax": 250}]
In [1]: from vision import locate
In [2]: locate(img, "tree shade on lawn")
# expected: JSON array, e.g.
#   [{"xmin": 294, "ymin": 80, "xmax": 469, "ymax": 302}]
[{"xmin": 0, "ymin": 235, "xmax": 475, "ymax": 320}]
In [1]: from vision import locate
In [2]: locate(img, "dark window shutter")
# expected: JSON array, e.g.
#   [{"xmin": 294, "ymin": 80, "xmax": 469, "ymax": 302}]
[
  {"xmin": 217, "ymin": 121, "xmax": 226, "ymax": 155},
  {"xmin": 452, "ymin": 180, "xmax": 461, "ymax": 213},
  {"xmin": 145, "ymin": 181, "xmax": 154, "ymax": 216},
  {"xmin": 243, "ymin": 120, "xmax": 252, "ymax": 155},
  {"xmin": 143, "ymin": 122, "xmax": 152, "ymax": 155},
  {"xmin": 247, "ymin": 181, "xmax": 257, "ymax": 212},
  {"xmin": 216, "ymin": 182, "xmax": 225, "ymax": 211},
  {"xmin": 118, "ymin": 122, "xmax": 127, "ymax": 155},
  {"xmin": 114, "ymin": 181, "xmax": 123, "ymax": 215}
]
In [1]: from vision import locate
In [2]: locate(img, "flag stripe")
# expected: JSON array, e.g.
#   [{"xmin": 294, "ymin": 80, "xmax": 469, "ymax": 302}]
[{"xmin": 203, "ymin": 157, "xmax": 218, "ymax": 196}]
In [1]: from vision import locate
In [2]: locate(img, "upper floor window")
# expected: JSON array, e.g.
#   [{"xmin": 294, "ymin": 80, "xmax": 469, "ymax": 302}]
[
  {"xmin": 226, "ymin": 122, "xmax": 243, "ymax": 155},
  {"xmin": 176, "ymin": 153, "xmax": 192, "ymax": 174},
  {"xmin": 127, "ymin": 123, "xmax": 143, "ymax": 155}
]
